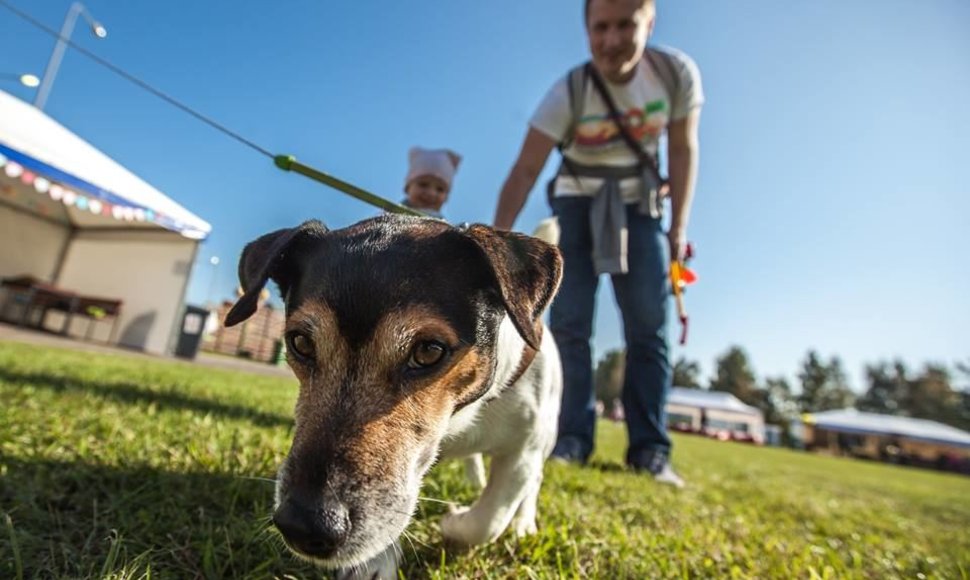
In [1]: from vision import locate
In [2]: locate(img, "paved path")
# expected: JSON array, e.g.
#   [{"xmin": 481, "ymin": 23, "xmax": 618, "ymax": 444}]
[{"xmin": 0, "ymin": 322, "xmax": 295, "ymax": 379}]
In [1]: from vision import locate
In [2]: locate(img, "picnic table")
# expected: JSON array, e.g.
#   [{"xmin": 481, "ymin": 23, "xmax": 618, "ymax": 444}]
[{"xmin": 0, "ymin": 275, "xmax": 123, "ymax": 343}]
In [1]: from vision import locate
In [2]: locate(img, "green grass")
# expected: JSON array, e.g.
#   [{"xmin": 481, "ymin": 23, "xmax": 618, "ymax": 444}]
[{"xmin": 1, "ymin": 341, "xmax": 968, "ymax": 579}]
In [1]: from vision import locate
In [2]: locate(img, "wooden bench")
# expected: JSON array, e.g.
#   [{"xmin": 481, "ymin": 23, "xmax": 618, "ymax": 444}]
[{"xmin": 0, "ymin": 275, "xmax": 123, "ymax": 344}]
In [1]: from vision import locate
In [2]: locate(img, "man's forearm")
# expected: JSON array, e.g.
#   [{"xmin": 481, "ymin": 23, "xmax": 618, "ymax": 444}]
[
  {"xmin": 667, "ymin": 144, "xmax": 699, "ymax": 235},
  {"xmin": 493, "ymin": 165, "xmax": 539, "ymax": 231},
  {"xmin": 493, "ymin": 127, "xmax": 556, "ymax": 230}
]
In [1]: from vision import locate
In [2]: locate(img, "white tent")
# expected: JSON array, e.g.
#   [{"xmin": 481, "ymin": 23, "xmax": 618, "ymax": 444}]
[
  {"xmin": 666, "ymin": 387, "xmax": 766, "ymax": 443},
  {"xmin": 0, "ymin": 89, "xmax": 211, "ymax": 354},
  {"xmin": 805, "ymin": 408, "xmax": 970, "ymax": 449},
  {"xmin": 668, "ymin": 387, "xmax": 764, "ymax": 416}
]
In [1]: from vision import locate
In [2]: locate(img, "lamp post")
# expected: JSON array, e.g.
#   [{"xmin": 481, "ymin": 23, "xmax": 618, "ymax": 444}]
[
  {"xmin": 205, "ymin": 256, "xmax": 221, "ymax": 307},
  {"xmin": 0, "ymin": 73, "xmax": 41, "ymax": 88},
  {"xmin": 33, "ymin": 2, "xmax": 107, "ymax": 110}
]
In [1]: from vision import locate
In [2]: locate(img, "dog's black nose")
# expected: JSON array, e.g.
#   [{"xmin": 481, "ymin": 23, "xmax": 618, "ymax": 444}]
[{"xmin": 273, "ymin": 496, "xmax": 351, "ymax": 556}]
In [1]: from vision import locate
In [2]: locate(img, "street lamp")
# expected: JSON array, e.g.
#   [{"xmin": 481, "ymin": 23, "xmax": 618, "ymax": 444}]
[
  {"xmin": 0, "ymin": 73, "xmax": 40, "ymax": 88},
  {"xmin": 33, "ymin": 2, "xmax": 107, "ymax": 110},
  {"xmin": 206, "ymin": 256, "xmax": 221, "ymax": 306}
]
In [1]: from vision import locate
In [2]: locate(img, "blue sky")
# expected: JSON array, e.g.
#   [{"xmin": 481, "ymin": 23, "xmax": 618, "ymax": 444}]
[{"xmin": 1, "ymin": 0, "xmax": 968, "ymax": 390}]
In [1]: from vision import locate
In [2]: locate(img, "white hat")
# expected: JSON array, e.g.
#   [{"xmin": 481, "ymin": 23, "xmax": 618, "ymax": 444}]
[{"xmin": 405, "ymin": 147, "xmax": 462, "ymax": 191}]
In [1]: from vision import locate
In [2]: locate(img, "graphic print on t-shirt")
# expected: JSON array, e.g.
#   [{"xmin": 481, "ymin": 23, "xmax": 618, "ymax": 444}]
[{"xmin": 573, "ymin": 99, "xmax": 668, "ymax": 149}]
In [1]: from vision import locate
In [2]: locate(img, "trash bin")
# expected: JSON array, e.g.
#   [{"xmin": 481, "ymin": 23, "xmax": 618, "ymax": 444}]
[
  {"xmin": 174, "ymin": 305, "xmax": 211, "ymax": 360},
  {"xmin": 272, "ymin": 338, "xmax": 287, "ymax": 366}
]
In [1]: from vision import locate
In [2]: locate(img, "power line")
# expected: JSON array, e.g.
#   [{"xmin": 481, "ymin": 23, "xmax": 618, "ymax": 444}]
[
  {"xmin": 0, "ymin": 0, "xmax": 275, "ymax": 159},
  {"xmin": 0, "ymin": 0, "xmax": 427, "ymax": 217}
]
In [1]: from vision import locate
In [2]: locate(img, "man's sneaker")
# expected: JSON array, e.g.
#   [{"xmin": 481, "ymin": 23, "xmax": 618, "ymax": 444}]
[
  {"xmin": 549, "ymin": 437, "xmax": 587, "ymax": 466},
  {"xmin": 627, "ymin": 449, "xmax": 686, "ymax": 488},
  {"xmin": 651, "ymin": 462, "xmax": 686, "ymax": 488}
]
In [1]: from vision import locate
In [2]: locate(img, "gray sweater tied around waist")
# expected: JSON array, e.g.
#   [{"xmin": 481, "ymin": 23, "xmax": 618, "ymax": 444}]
[{"xmin": 556, "ymin": 160, "xmax": 664, "ymax": 275}]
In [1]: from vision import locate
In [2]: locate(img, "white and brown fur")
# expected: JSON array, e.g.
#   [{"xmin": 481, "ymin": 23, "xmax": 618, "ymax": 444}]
[{"xmin": 225, "ymin": 215, "xmax": 563, "ymax": 577}]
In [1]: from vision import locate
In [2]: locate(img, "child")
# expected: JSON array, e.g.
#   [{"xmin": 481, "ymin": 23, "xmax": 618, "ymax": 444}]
[{"xmin": 402, "ymin": 146, "xmax": 461, "ymax": 219}]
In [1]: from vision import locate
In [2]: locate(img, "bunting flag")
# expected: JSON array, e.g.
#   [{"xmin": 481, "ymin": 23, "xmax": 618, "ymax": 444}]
[{"xmin": 0, "ymin": 149, "xmax": 163, "ymax": 225}]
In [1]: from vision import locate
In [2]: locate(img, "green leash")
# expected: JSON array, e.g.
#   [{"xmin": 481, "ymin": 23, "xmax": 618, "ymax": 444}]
[{"xmin": 273, "ymin": 155, "xmax": 425, "ymax": 217}]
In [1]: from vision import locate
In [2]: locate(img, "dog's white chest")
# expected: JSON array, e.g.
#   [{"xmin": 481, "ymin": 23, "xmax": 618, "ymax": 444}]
[{"xmin": 439, "ymin": 317, "xmax": 561, "ymax": 460}]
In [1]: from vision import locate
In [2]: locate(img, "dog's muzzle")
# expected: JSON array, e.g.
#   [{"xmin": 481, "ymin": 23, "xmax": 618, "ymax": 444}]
[{"xmin": 273, "ymin": 492, "xmax": 351, "ymax": 558}]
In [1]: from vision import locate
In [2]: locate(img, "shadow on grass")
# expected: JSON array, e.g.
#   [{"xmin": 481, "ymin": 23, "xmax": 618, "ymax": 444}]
[
  {"xmin": 0, "ymin": 367, "xmax": 292, "ymax": 428},
  {"xmin": 586, "ymin": 459, "xmax": 629, "ymax": 473},
  {"xmin": 0, "ymin": 456, "xmax": 323, "ymax": 579},
  {"xmin": 0, "ymin": 456, "xmax": 456, "ymax": 579}
]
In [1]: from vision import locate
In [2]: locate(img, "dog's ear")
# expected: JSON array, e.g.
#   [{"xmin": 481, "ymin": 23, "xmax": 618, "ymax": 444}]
[
  {"xmin": 461, "ymin": 224, "xmax": 563, "ymax": 349},
  {"xmin": 224, "ymin": 220, "xmax": 327, "ymax": 327}
]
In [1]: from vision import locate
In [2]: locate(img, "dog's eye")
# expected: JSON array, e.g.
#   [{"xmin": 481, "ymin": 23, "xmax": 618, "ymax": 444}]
[
  {"xmin": 408, "ymin": 340, "xmax": 447, "ymax": 369},
  {"xmin": 287, "ymin": 332, "xmax": 315, "ymax": 360}
]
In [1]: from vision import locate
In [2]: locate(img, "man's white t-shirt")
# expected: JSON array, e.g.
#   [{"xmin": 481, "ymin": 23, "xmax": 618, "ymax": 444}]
[{"xmin": 530, "ymin": 47, "xmax": 704, "ymax": 201}]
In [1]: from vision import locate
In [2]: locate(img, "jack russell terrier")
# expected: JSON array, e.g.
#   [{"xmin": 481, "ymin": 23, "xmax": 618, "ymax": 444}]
[{"xmin": 225, "ymin": 214, "xmax": 563, "ymax": 577}]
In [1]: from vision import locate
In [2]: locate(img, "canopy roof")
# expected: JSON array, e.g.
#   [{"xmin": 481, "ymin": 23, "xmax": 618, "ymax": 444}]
[
  {"xmin": 0, "ymin": 90, "xmax": 210, "ymax": 239},
  {"xmin": 668, "ymin": 387, "xmax": 763, "ymax": 416}
]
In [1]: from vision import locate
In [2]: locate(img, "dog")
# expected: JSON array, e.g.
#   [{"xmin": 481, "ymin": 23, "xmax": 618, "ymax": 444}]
[
  {"xmin": 224, "ymin": 214, "xmax": 563, "ymax": 577},
  {"xmin": 461, "ymin": 216, "xmax": 560, "ymax": 491}
]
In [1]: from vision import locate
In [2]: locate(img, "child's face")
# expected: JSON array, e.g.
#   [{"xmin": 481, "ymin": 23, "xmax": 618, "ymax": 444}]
[{"xmin": 406, "ymin": 175, "xmax": 449, "ymax": 211}]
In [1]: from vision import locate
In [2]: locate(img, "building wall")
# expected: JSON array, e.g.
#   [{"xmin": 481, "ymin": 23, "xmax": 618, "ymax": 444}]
[
  {"xmin": 666, "ymin": 403, "xmax": 766, "ymax": 442},
  {"xmin": 202, "ymin": 301, "xmax": 286, "ymax": 363},
  {"xmin": 805, "ymin": 426, "xmax": 970, "ymax": 464},
  {"xmin": 809, "ymin": 429, "xmax": 882, "ymax": 458},
  {"xmin": 0, "ymin": 202, "xmax": 69, "ymax": 282},
  {"xmin": 49, "ymin": 229, "xmax": 196, "ymax": 354},
  {"xmin": 667, "ymin": 404, "xmax": 701, "ymax": 430},
  {"xmin": 900, "ymin": 439, "xmax": 970, "ymax": 462}
]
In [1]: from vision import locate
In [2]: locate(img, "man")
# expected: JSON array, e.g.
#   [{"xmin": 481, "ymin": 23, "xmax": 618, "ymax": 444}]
[{"xmin": 492, "ymin": 0, "xmax": 702, "ymax": 487}]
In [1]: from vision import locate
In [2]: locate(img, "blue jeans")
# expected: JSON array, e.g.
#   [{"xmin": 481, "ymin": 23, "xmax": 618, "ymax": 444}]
[{"xmin": 549, "ymin": 196, "xmax": 672, "ymax": 462}]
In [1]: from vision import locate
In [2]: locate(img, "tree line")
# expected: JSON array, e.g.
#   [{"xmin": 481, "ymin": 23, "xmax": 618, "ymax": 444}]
[{"xmin": 595, "ymin": 347, "xmax": 970, "ymax": 436}]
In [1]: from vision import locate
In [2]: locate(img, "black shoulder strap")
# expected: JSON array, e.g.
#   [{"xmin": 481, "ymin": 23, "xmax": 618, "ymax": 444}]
[
  {"xmin": 643, "ymin": 46, "xmax": 681, "ymax": 106},
  {"xmin": 561, "ymin": 63, "xmax": 589, "ymax": 150},
  {"xmin": 552, "ymin": 63, "xmax": 590, "ymax": 196},
  {"xmin": 586, "ymin": 63, "xmax": 665, "ymax": 186}
]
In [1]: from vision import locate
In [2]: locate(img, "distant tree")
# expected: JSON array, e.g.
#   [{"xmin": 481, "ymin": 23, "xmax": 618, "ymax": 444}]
[
  {"xmin": 956, "ymin": 359, "xmax": 970, "ymax": 383},
  {"xmin": 750, "ymin": 376, "xmax": 799, "ymax": 445},
  {"xmin": 855, "ymin": 360, "xmax": 966, "ymax": 429},
  {"xmin": 907, "ymin": 364, "xmax": 961, "ymax": 426},
  {"xmin": 673, "ymin": 357, "xmax": 703, "ymax": 388},
  {"xmin": 754, "ymin": 376, "xmax": 797, "ymax": 425},
  {"xmin": 595, "ymin": 349, "xmax": 625, "ymax": 414},
  {"xmin": 797, "ymin": 351, "xmax": 828, "ymax": 412},
  {"xmin": 857, "ymin": 360, "xmax": 910, "ymax": 415},
  {"xmin": 797, "ymin": 351, "xmax": 855, "ymax": 412},
  {"xmin": 957, "ymin": 359, "xmax": 970, "ymax": 431},
  {"xmin": 709, "ymin": 346, "xmax": 759, "ymax": 407}
]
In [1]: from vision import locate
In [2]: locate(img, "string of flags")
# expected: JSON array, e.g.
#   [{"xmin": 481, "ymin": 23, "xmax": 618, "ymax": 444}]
[{"xmin": 1, "ymin": 150, "xmax": 158, "ymax": 224}]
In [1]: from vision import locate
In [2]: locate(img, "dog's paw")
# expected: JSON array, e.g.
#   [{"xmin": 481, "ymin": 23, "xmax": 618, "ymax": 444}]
[
  {"xmin": 441, "ymin": 505, "xmax": 491, "ymax": 547},
  {"xmin": 512, "ymin": 517, "xmax": 538, "ymax": 537}
]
